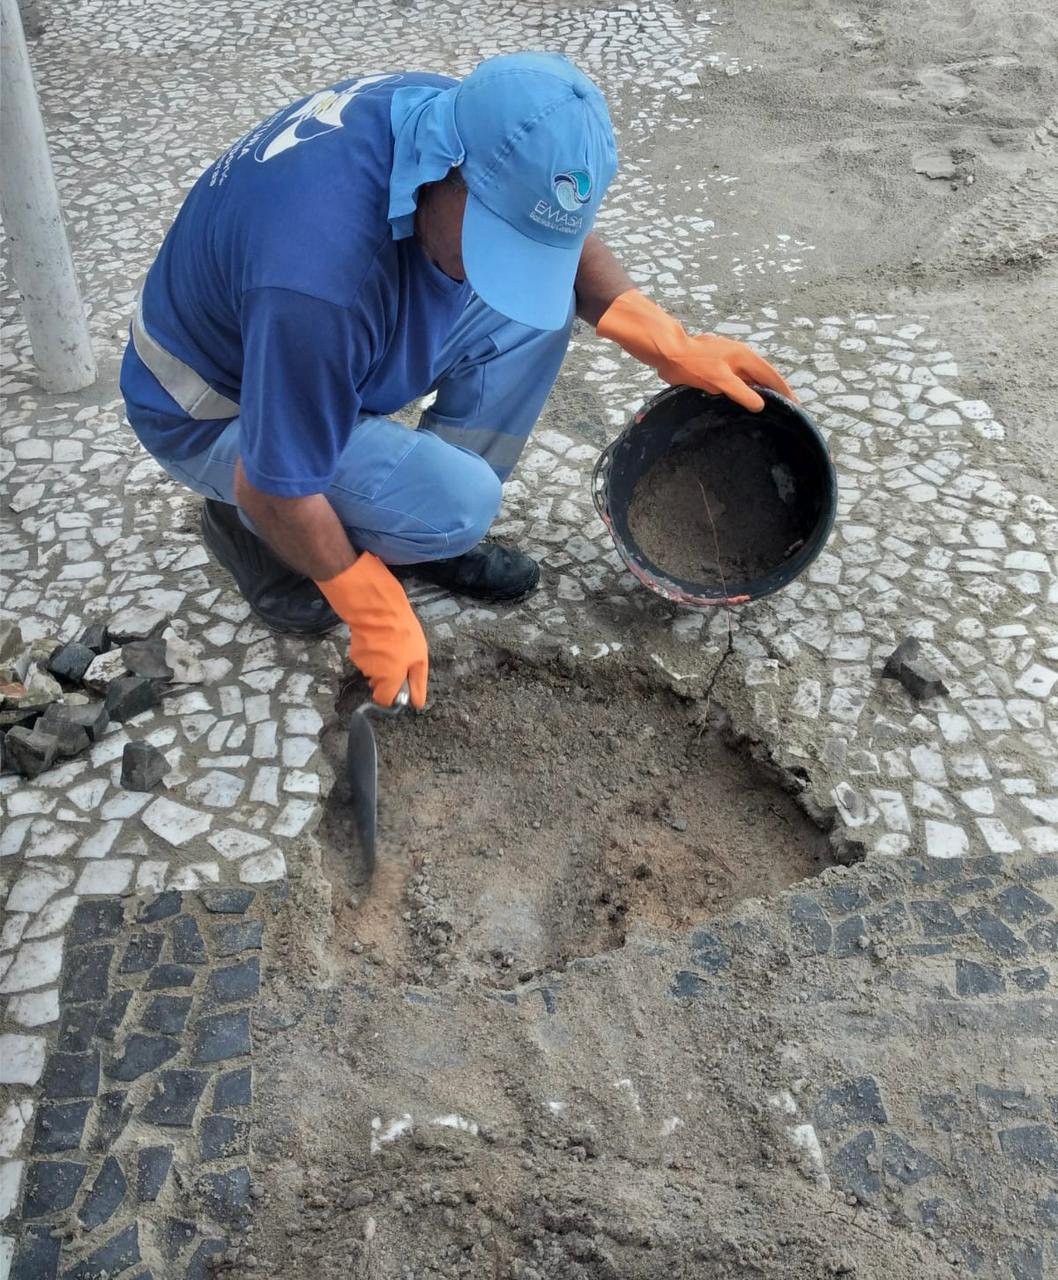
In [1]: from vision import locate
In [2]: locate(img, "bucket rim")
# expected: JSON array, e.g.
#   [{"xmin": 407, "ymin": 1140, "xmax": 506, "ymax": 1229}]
[{"xmin": 591, "ymin": 384, "xmax": 837, "ymax": 608}]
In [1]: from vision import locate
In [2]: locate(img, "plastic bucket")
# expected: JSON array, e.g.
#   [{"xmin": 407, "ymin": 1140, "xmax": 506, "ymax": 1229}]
[{"xmin": 591, "ymin": 385, "xmax": 837, "ymax": 607}]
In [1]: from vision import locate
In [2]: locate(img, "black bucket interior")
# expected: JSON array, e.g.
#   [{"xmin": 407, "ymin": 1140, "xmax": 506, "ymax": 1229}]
[{"xmin": 604, "ymin": 387, "xmax": 837, "ymax": 604}]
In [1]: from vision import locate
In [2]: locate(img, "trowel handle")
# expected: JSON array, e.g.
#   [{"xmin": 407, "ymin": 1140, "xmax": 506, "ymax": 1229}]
[{"xmin": 356, "ymin": 680, "xmax": 410, "ymax": 720}]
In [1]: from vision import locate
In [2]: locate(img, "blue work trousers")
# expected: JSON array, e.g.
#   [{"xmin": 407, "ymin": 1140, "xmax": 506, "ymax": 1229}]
[{"xmin": 156, "ymin": 296, "xmax": 574, "ymax": 564}]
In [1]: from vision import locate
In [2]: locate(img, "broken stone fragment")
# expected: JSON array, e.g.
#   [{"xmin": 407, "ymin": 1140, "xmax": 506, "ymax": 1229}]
[
  {"xmin": 47, "ymin": 641, "xmax": 97, "ymax": 685},
  {"xmin": 22, "ymin": 664, "xmax": 63, "ymax": 705},
  {"xmin": 882, "ymin": 637, "xmax": 948, "ymax": 701},
  {"xmin": 79, "ymin": 623, "xmax": 111, "ymax": 655},
  {"xmin": 83, "ymin": 648, "xmax": 130, "ymax": 693},
  {"xmin": 39, "ymin": 700, "xmax": 110, "ymax": 744},
  {"xmin": 49, "ymin": 718, "xmax": 91, "ymax": 759},
  {"xmin": 105, "ymin": 675, "xmax": 161, "ymax": 723},
  {"xmin": 122, "ymin": 639, "xmax": 173, "ymax": 682},
  {"xmin": 161, "ymin": 631, "xmax": 205, "ymax": 684},
  {"xmin": 5, "ymin": 725, "xmax": 61, "ymax": 778},
  {"xmin": 14, "ymin": 637, "xmax": 61, "ymax": 681},
  {"xmin": 108, "ymin": 607, "xmax": 170, "ymax": 643},
  {"xmin": 121, "ymin": 741, "xmax": 169, "ymax": 791}
]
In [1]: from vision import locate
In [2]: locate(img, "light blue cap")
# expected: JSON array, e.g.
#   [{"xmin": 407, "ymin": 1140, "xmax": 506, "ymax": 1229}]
[{"xmin": 456, "ymin": 54, "xmax": 618, "ymax": 330}]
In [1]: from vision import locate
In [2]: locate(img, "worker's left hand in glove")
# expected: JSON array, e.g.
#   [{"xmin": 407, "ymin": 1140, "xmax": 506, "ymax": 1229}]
[{"xmin": 596, "ymin": 288, "xmax": 794, "ymax": 413}]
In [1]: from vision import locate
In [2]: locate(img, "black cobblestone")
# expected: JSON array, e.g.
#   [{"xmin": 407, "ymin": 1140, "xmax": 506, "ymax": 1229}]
[
  {"xmin": 199, "ymin": 888, "xmax": 254, "ymax": 914},
  {"xmin": 79, "ymin": 623, "xmax": 110, "ymax": 654},
  {"xmin": 686, "ymin": 926, "xmax": 732, "ymax": 973},
  {"xmin": 976, "ymin": 1084, "xmax": 1045, "ymax": 1120},
  {"xmin": 1038, "ymin": 1193, "xmax": 1058, "ymax": 1226},
  {"xmin": 993, "ymin": 885, "xmax": 1053, "ymax": 925},
  {"xmin": 1026, "ymin": 920, "xmax": 1058, "ymax": 953},
  {"xmin": 200, "ymin": 1114, "xmax": 250, "ymax": 1159},
  {"xmin": 140, "ymin": 1070, "xmax": 208, "ymax": 1127},
  {"xmin": 161, "ymin": 1218, "xmax": 198, "ymax": 1260},
  {"xmin": 205, "ymin": 957, "xmax": 260, "ymax": 1006},
  {"xmin": 145, "ymin": 963, "xmax": 196, "ymax": 989},
  {"xmin": 69, "ymin": 901, "xmax": 124, "ymax": 944},
  {"xmin": 62, "ymin": 947, "xmax": 113, "ymax": 1003},
  {"xmin": 910, "ymin": 899, "xmax": 965, "ymax": 937},
  {"xmin": 58, "ymin": 1005, "xmax": 101, "ymax": 1053},
  {"xmin": 42, "ymin": 1051, "xmax": 100, "ymax": 1100},
  {"xmin": 96, "ymin": 990, "xmax": 133, "ymax": 1041},
  {"xmin": 956, "ymin": 959, "xmax": 1006, "ymax": 997},
  {"xmin": 1013, "ymin": 966, "xmax": 1050, "ymax": 992},
  {"xmin": 669, "ymin": 969, "xmax": 707, "ymax": 999},
  {"xmin": 999, "ymin": 1125, "xmax": 1058, "ymax": 1171},
  {"xmin": 191, "ymin": 1010, "xmax": 251, "ymax": 1063},
  {"xmin": 106, "ymin": 1034, "xmax": 180, "ymax": 1081},
  {"xmin": 143, "ymin": 994, "xmax": 192, "ymax": 1035},
  {"xmin": 62, "ymin": 1222, "xmax": 140, "ymax": 1280},
  {"xmin": 137, "ymin": 891, "xmax": 182, "ymax": 923},
  {"xmin": 213, "ymin": 920, "xmax": 263, "ymax": 956},
  {"xmin": 48, "ymin": 641, "xmax": 96, "ymax": 683},
  {"xmin": 11, "ymin": 1225, "xmax": 61, "ymax": 1280},
  {"xmin": 829, "ymin": 1129, "xmax": 880, "ymax": 1202},
  {"xmin": 23, "ymin": 1160, "xmax": 87, "ymax": 1218},
  {"xmin": 171, "ymin": 914, "xmax": 207, "ymax": 963},
  {"xmin": 32, "ymin": 1100, "xmax": 92, "ymax": 1153},
  {"xmin": 788, "ymin": 894, "xmax": 832, "ymax": 954},
  {"xmin": 136, "ymin": 1145, "xmax": 173, "ymax": 1201},
  {"xmin": 90, "ymin": 1090, "xmax": 132, "ymax": 1152},
  {"xmin": 832, "ymin": 915, "xmax": 867, "ymax": 958},
  {"xmin": 822, "ymin": 882, "xmax": 871, "ymax": 913},
  {"xmin": 816, "ymin": 1077, "xmax": 888, "ymax": 1128},
  {"xmin": 965, "ymin": 907, "xmax": 1028, "ymax": 960},
  {"xmin": 119, "ymin": 932, "xmax": 163, "ymax": 973},
  {"xmin": 79, "ymin": 1155, "xmax": 127, "ymax": 1231},
  {"xmin": 104, "ymin": 674, "xmax": 160, "ymax": 722},
  {"xmin": 212, "ymin": 1067, "xmax": 252, "ymax": 1111},
  {"xmin": 197, "ymin": 1165, "xmax": 252, "ymax": 1223},
  {"xmin": 184, "ymin": 1239, "xmax": 229, "ymax": 1280}
]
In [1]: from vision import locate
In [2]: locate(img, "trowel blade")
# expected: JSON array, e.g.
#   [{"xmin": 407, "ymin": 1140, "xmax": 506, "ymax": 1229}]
[{"xmin": 345, "ymin": 708, "xmax": 379, "ymax": 876}]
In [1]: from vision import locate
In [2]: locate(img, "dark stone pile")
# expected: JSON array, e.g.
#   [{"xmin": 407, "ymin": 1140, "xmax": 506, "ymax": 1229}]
[{"xmin": 0, "ymin": 611, "xmax": 202, "ymax": 785}]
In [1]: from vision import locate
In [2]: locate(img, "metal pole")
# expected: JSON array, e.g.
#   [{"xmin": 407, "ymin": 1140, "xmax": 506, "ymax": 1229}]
[{"xmin": 0, "ymin": 0, "xmax": 96, "ymax": 392}]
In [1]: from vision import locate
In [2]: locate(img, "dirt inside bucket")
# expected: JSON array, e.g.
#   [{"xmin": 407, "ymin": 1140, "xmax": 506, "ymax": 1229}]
[
  {"xmin": 626, "ymin": 420, "xmax": 811, "ymax": 586},
  {"xmin": 319, "ymin": 657, "xmax": 834, "ymax": 989}
]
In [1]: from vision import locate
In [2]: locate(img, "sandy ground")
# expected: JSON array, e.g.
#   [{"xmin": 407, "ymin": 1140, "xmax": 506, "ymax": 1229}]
[{"xmin": 681, "ymin": 0, "xmax": 1058, "ymax": 479}]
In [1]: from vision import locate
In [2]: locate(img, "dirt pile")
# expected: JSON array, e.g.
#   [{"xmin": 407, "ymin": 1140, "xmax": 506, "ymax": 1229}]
[{"xmin": 626, "ymin": 424, "xmax": 812, "ymax": 586}]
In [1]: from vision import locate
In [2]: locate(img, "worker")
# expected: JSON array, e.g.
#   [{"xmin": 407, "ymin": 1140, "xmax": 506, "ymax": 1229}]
[{"xmin": 121, "ymin": 52, "xmax": 791, "ymax": 710}]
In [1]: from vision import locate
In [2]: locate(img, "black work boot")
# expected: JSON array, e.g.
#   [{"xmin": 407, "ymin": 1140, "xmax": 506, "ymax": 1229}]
[
  {"xmin": 200, "ymin": 499, "xmax": 340, "ymax": 635},
  {"xmin": 394, "ymin": 541, "xmax": 540, "ymax": 603}
]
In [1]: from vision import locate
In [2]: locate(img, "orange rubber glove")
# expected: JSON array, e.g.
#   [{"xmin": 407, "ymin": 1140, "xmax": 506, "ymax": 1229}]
[
  {"xmin": 316, "ymin": 553, "xmax": 428, "ymax": 708},
  {"xmin": 596, "ymin": 289, "xmax": 795, "ymax": 413}
]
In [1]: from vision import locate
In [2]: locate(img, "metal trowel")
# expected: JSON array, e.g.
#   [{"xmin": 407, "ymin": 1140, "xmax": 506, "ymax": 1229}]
[{"xmin": 344, "ymin": 683, "xmax": 409, "ymax": 875}]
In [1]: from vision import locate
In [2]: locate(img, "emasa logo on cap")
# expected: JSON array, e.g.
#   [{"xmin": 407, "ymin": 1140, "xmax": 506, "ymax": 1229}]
[
  {"xmin": 553, "ymin": 169, "xmax": 592, "ymax": 211},
  {"xmin": 529, "ymin": 168, "xmax": 593, "ymax": 235}
]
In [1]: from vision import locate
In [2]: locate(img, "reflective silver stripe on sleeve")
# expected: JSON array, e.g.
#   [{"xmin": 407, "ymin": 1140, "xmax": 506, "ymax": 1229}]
[
  {"xmin": 131, "ymin": 295, "xmax": 241, "ymax": 421},
  {"xmin": 422, "ymin": 424, "xmax": 528, "ymax": 472}
]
